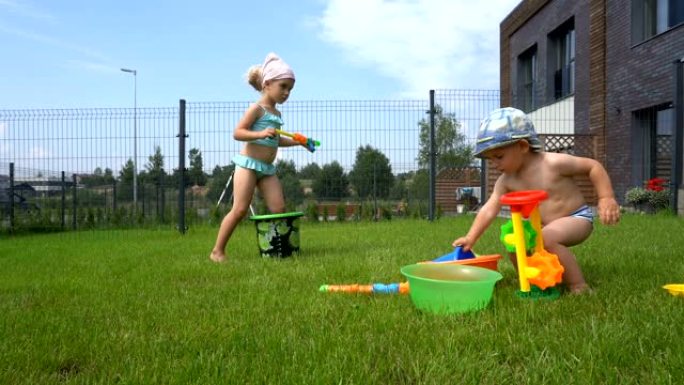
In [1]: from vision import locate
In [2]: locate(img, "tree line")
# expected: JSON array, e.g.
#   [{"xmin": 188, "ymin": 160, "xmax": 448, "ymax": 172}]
[{"xmin": 79, "ymin": 105, "xmax": 475, "ymax": 203}]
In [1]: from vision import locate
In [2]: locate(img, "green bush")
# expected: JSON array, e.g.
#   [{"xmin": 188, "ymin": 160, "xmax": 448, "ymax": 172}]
[
  {"xmin": 411, "ymin": 202, "xmax": 427, "ymax": 219},
  {"xmin": 379, "ymin": 204, "xmax": 392, "ymax": 221},
  {"xmin": 625, "ymin": 186, "xmax": 670, "ymax": 211},
  {"xmin": 111, "ymin": 207, "xmax": 126, "ymax": 227},
  {"xmin": 625, "ymin": 187, "xmax": 649, "ymax": 206},
  {"xmin": 336, "ymin": 204, "xmax": 346, "ymax": 222},
  {"xmin": 210, "ymin": 206, "xmax": 224, "ymax": 226},
  {"xmin": 305, "ymin": 201, "xmax": 319, "ymax": 222},
  {"xmin": 322, "ymin": 206, "xmax": 329, "ymax": 222},
  {"xmin": 360, "ymin": 201, "xmax": 376, "ymax": 221},
  {"xmin": 648, "ymin": 189, "xmax": 670, "ymax": 210}
]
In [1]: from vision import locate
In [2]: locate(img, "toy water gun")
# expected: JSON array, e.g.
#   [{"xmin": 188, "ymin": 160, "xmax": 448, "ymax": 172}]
[
  {"xmin": 319, "ymin": 282, "xmax": 409, "ymax": 294},
  {"xmin": 275, "ymin": 129, "xmax": 320, "ymax": 152}
]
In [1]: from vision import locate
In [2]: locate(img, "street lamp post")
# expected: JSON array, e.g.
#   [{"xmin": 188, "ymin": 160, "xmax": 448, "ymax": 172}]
[{"xmin": 120, "ymin": 68, "xmax": 138, "ymax": 207}]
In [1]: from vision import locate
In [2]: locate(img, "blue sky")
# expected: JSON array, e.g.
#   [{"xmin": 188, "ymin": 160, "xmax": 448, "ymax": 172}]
[{"xmin": 1, "ymin": 0, "xmax": 521, "ymax": 109}]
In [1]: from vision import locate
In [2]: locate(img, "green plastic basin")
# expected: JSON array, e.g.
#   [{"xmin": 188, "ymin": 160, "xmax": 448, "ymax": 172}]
[{"xmin": 400, "ymin": 263, "xmax": 503, "ymax": 314}]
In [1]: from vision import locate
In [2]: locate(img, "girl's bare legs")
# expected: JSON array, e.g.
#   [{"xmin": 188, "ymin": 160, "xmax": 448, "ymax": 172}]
[
  {"xmin": 541, "ymin": 217, "xmax": 593, "ymax": 293},
  {"xmin": 210, "ymin": 167, "xmax": 257, "ymax": 262},
  {"xmin": 506, "ymin": 217, "xmax": 593, "ymax": 293},
  {"xmin": 257, "ymin": 175, "xmax": 286, "ymax": 214}
]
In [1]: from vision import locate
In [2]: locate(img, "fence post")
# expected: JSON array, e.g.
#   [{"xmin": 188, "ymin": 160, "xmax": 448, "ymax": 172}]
[
  {"xmin": 72, "ymin": 174, "xmax": 77, "ymax": 230},
  {"xmin": 161, "ymin": 182, "xmax": 166, "ymax": 223},
  {"xmin": 480, "ymin": 159, "xmax": 487, "ymax": 205},
  {"xmin": 9, "ymin": 163, "xmax": 14, "ymax": 233},
  {"xmin": 112, "ymin": 181, "xmax": 117, "ymax": 211},
  {"xmin": 141, "ymin": 184, "xmax": 145, "ymax": 220},
  {"xmin": 428, "ymin": 90, "xmax": 436, "ymax": 221},
  {"xmin": 177, "ymin": 99, "xmax": 188, "ymax": 234},
  {"xmin": 61, "ymin": 171, "xmax": 66, "ymax": 231},
  {"xmin": 373, "ymin": 162, "xmax": 378, "ymax": 221}
]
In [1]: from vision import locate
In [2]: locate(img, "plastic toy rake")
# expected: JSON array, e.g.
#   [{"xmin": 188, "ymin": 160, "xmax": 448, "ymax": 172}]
[{"xmin": 319, "ymin": 282, "xmax": 409, "ymax": 294}]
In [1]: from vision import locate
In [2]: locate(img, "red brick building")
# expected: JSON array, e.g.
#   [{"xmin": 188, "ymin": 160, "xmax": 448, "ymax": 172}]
[{"xmin": 500, "ymin": 0, "xmax": 684, "ymax": 214}]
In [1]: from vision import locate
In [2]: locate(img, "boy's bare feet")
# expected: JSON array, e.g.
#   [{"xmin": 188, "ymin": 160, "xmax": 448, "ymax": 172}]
[
  {"xmin": 210, "ymin": 250, "xmax": 226, "ymax": 263},
  {"xmin": 568, "ymin": 284, "xmax": 594, "ymax": 295}
]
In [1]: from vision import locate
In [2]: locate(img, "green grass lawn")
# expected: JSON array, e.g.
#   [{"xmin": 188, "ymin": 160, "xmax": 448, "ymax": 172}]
[{"xmin": 1, "ymin": 214, "xmax": 683, "ymax": 384}]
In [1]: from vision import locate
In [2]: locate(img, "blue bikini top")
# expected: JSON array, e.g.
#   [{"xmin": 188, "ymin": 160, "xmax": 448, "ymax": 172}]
[{"xmin": 250, "ymin": 105, "xmax": 282, "ymax": 148}]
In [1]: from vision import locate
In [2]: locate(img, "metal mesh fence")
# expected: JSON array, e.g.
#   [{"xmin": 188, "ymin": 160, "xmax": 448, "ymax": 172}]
[
  {"xmin": 185, "ymin": 99, "xmax": 435, "ymax": 176},
  {"xmin": 0, "ymin": 90, "xmax": 586, "ymax": 233},
  {"xmin": 1, "ymin": 106, "xmax": 180, "ymax": 232}
]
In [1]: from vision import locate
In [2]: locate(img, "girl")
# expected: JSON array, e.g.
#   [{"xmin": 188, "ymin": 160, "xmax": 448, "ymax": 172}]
[{"xmin": 210, "ymin": 53, "xmax": 308, "ymax": 262}]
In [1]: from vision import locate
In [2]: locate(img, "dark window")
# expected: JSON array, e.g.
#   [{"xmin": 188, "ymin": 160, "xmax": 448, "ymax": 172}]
[
  {"xmin": 634, "ymin": 105, "xmax": 673, "ymax": 181},
  {"xmin": 632, "ymin": 0, "xmax": 684, "ymax": 44},
  {"xmin": 549, "ymin": 19, "xmax": 575, "ymax": 100},
  {"xmin": 517, "ymin": 45, "xmax": 537, "ymax": 112}
]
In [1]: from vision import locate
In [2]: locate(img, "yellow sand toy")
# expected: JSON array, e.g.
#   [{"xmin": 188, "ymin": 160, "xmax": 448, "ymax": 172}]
[
  {"xmin": 663, "ymin": 284, "xmax": 684, "ymax": 297},
  {"xmin": 500, "ymin": 190, "xmax": 564, "ymax": 298}
]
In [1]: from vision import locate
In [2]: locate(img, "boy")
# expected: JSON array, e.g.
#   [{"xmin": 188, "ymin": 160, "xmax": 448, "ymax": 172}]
[{"xmin": 452, "ymin": 107, "xmax": 620, "ymax": 293}]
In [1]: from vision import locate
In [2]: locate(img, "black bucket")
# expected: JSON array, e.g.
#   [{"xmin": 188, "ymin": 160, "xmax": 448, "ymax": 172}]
[{"xmin": 249, "ymin": 212, "xmax": 304, "ymax": 258}]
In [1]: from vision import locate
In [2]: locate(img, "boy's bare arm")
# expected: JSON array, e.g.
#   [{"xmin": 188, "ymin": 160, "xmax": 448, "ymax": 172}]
[
  {"xmin": 585, "ymin": 160, "xmax": 615, "ymax": 199},
  {"xmin": 453, "ymin": 178, "xmax": 505, "ymax": 250},
  {"xmin": 553, "ymin": 154, "xmax": 612, "ymax": 199},
  {"xmin": 559, "ymin": 155, "xmax": 620, "ymax": 224},
  {"xmin": 586, "ymin": 158, "xmax": 620, "ymax": 224}
]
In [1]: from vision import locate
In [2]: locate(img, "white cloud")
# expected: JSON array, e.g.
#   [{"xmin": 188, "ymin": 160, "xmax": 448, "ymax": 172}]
[
  {"xmin": 65, "ymin": 59, "xmax": 120, "ymax": 75},
  {"xmin": 0, "ymin": 0, "xmax": 56, "ymax": 21},
  {"xmin": 0, "ymin": 21, "xmax": 115, "ymax": 76},
  {"xmin": 316, "ymin": 0, "xmax": 521, "ymax": 96},
  {"xmin": 0, "ymin": 24, "xmax": 110, "ymax": 63},
  {"xmin": 30, "ymin": 146, "xmax": 49, "ymax": 158},
  {"xmin": 0, "ymin": 2, "xmax": 109, "ymax": 64}
]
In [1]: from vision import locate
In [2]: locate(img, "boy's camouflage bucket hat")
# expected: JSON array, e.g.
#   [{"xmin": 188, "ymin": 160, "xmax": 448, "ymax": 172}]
[{"xmin": 474, "ymin": 107, "xmax": 542, "ymax": 158}]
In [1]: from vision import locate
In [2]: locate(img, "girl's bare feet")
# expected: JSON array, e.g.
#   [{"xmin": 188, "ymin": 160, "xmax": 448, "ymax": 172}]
[{"xmin": 210, "ymin": 250, "xmax": 226, "ymax": 263}]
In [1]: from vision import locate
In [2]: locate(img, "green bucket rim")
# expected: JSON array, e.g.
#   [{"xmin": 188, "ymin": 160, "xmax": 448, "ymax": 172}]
[
  {"xmin": 400, "ymin": 263, "xmax": 503, "ymax": 284},
  {"xmin": 249, "ymin": 211, "xmax": 304, "ymax": 221}
]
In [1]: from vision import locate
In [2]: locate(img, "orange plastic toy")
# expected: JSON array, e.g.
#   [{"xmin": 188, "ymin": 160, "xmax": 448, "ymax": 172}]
[
  {"xmin": 526, "ymin": 250, "xmax": 564, "ymax": 290},
  {"xmin": 422, "ymin": 254, "xmax": 502, "ymax": 271}
]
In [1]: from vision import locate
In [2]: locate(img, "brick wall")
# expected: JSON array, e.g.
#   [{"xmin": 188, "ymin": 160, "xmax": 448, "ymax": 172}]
[
  {"xmin": 435, "ymin": 167, "xmax": 481, "ymax": 213},
  {"xmin": 500, "ymin": 0, "xmax": 684, "ymax": 203},
  {"xmin": 605, "ymin": 1, "xmax": 684, "ymax": 198},
  {"xmin": 502, "ymin": 0, "xmax": 593, "ymax": 133},
  {"xmin": 498, "ymin": 0, "xmax": 604, "ymax": 207},
  {"xmin": 500, "ymin": 0, "xmax": 550, "ymax": 107}
]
